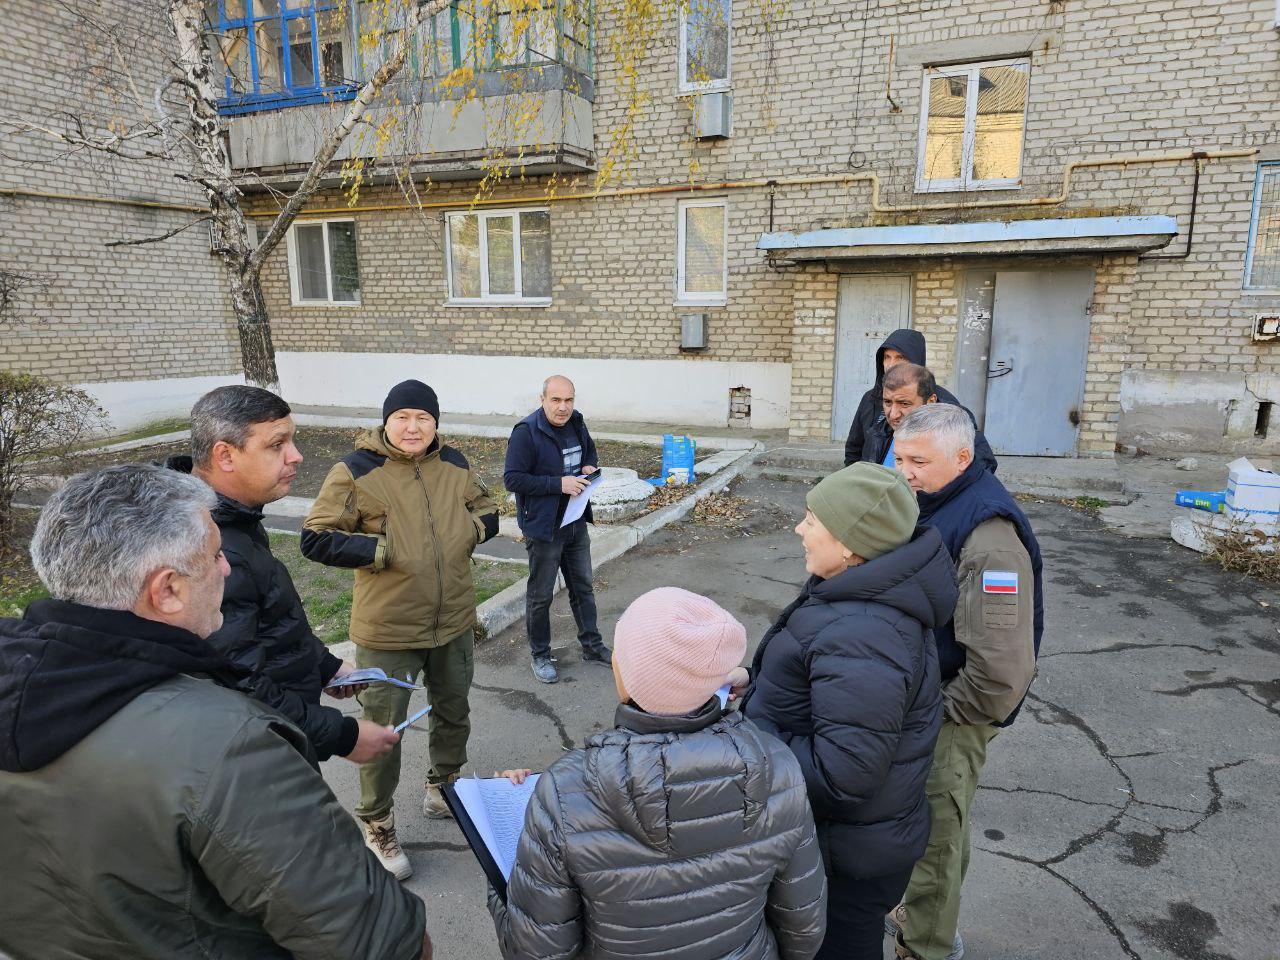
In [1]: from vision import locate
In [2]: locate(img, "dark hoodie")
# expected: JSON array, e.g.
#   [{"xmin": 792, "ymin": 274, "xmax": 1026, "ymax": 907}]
[
  {"xmin": 165, "ymin": 456, "xmax": 358, "ymax": 761},
  {"xmin": 0, "ymin": 599, "xmax": 245, "ymax": 773},
  {"xmin": 743, "ymin": 525, "xmax": 958, "ymax": 880},
  {"xmin": 842, "ymin": 329, "xmax": 998, "ymax": 474}
]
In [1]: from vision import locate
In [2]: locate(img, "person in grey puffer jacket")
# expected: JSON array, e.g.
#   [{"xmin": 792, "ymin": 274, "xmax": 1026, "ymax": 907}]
[
  {"xmin": 488, "ymin": 587, "xmax": 827, "ymax": 960},
  {"xmin": 742, "ymin": 464, "xmax": 958, "ymax": 960}
]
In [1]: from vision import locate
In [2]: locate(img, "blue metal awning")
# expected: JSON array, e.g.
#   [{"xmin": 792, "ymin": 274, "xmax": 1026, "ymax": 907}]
[{"xmin": 758, "ymin": 215, "xmax": 1178, "ymax": 260}]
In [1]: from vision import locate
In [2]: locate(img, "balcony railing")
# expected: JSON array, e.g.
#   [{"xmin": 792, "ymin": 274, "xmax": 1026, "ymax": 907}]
[{"xmin": 210, "ymin": 0, "xmax": 593, "ymax": 117}]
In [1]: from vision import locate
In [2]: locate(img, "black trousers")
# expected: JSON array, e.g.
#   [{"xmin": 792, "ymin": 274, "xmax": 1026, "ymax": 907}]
[
  {"xmin": 815, "ymin": 867, "xmax": 913, "ymax": 960},
  {"xmin": 523, "ymin": 519, "xmax": 602, "ymax": 658}
]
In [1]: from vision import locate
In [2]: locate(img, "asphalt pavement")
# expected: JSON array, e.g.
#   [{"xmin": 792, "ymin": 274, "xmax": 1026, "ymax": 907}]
[{"xmin": 321, "ymin": 475, "xmax": 1279, "ymax": 960}]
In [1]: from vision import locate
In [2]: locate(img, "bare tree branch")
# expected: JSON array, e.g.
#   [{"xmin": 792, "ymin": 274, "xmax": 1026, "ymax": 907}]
[{"xmin": 104, "ymin": 216, "xmax": 211, "ymax": 247}]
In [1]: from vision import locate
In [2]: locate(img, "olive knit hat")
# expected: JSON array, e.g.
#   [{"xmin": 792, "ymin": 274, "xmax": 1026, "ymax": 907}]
[{"xmin": 805, "ymin": 462, "xmax": 919, "ymax": 561}]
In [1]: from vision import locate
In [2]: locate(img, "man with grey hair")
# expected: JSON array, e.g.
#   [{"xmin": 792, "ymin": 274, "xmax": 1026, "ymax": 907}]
[
  {"xmin": 169, "ymin": 384, "xmax": 397, "ymax": 765},
  {"xmin": 886, "ymin": 404, "xmax": 1043, "ymax": 960},
  {"xmin": 504, "ymin": 375, "xmax": 610, "ymax": 683},
  {"xmin": 0, "ymin": 465, "xmax": 430, "ymax": 960}
]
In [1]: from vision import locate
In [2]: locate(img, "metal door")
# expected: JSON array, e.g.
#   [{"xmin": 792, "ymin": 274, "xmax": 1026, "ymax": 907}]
[
  {"xmin": 984, "ymin": 269, "xmax": 1094, "ymax": 456},
  {"xmin": 832, "ymin": 275, "xmax": 912, "ymax": 441}
]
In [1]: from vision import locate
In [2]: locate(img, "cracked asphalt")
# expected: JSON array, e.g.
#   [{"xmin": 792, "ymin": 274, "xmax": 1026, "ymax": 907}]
[{"xmin": 321, "ymin": 476, "xmax": 1279, "ymax": 960}]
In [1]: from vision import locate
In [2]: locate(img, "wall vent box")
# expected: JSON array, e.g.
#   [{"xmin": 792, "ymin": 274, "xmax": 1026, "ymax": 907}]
[
  {"xmin": 680, "ymin": 313, "xmax": 708, "ymax": 351},
  {"xmin": 1254, "ymin": 314, "xmax": 1280, "ymax": 341},
  {"xmin": 695, "ymin": 92, "xmax": 733, "ymax": 139}
]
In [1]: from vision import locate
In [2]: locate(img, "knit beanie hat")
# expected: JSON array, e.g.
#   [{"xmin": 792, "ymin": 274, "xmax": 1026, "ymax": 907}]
[
  {"xmin": 614, "ymin": 587, "xmax": 747, "ymax": 716},
  {"xmin": 806, "ymin": 462, "xmax": 919, "ymax": 562},
  {"xmin": 382, "ymin": 379, "xmax": 440, "ymax": 425}
]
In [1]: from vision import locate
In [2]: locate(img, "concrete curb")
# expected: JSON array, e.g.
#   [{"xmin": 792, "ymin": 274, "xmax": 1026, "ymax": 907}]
[{"xmin": 324, "ymin": 441, "xmax": 761, "ymax": 661}]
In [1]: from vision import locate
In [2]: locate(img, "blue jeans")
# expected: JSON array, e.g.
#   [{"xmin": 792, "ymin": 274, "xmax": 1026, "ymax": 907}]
[{"xmin": 524, "ymin": 519, "xmax": 602, "ymax": 659}]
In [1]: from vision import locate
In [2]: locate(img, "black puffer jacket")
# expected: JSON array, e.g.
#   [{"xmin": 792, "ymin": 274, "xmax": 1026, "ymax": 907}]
[
  {"xmin": 489, "ymin": 701, "xmax": 827, "ymax": 960},
  {"xmin": 743, "ymin": 526, "xmax": 957, "ymax": 880},
  {"xmin": 843, "ymin": 329, "xmax": 998, "ymax": 474},
  {"xmin": 166, "ymin": 457, "xmax": 356, "ymax": 761}
]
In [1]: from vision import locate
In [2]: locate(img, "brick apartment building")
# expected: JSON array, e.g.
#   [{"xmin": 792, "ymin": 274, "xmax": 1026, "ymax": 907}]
[{"xmin": 5, "ymin": 0, "xmax": 1280, "ymax": 456}]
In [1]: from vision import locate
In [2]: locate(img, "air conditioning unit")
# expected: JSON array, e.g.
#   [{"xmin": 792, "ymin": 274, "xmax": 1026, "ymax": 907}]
[
  {"xmin": 680, "ymin": 313, "xmax": 708, "ymax": 351},
  {"xmin": 1254, "ymin": 313, "xmax": 1280, "ymax": 342},
  {"xmin": 694, "ymin": 92, "xmax": 732, "ymax": 140}
]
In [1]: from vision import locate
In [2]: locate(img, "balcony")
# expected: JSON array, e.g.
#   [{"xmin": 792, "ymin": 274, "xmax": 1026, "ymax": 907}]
[{"xmin": 210, "ymin": 0, "xmax": 596, "ymax": 182}]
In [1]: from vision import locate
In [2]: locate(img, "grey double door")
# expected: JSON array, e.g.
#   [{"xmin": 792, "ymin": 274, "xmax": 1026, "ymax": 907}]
[{"xmin": 834, "ymin": 268, "xmax": 1094, "ymax": 457}]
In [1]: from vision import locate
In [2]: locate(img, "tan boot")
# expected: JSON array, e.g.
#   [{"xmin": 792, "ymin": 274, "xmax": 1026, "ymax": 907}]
[
  {"xmin": 361, "ymin": 813, "xmax": 412, "ymax": 881},
  {"xmin": 422, "ymin": 776, "xmax": 457, "ymax": 820}
]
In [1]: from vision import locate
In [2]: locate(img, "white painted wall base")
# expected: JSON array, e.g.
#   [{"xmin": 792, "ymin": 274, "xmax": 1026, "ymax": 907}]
[
  {"xmin": 276, "ymin": 352, "xmax": 792, "ymax": 428},
  {"xmin": 1119, "ymin": 369, "xmax": 1280, "ymax": 453},
  {"xmin": 77, "ymin": 374, "xmax": 246, "ymax": 432}
]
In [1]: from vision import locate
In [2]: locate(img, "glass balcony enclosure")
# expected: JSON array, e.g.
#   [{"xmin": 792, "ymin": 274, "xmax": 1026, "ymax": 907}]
[{"xmin": 209, "ymin": 0, "xmax": 593, "ymax": 116}]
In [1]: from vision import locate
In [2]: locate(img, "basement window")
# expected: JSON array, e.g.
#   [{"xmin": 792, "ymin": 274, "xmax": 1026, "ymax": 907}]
[
  {"xmin": 916, "ymin": 58, "xmax": 1029, "ymax": 192},
  {"xmin": 286, "ymin": 218, "xmax": 361, "ymax": 305},
  {"xmin": 445, "ymin": 208, "xmax": 552, "ymax": 305}
]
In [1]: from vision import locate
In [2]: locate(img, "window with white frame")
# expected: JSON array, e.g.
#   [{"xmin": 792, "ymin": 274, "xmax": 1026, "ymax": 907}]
[
  {"xmin": 679, "ymin": 0, "xmax": 730, "ymax": 92},
  {"xmin": 445, "ymin": 207, "xmax": 552, "ymax": 304},
  {"xmin": 916, "ymin": 58, "xmax": 1029, "ymax": 192},
  {"xmin": 676, "ymin": 198, "xmax": 727, "ymax": 304},
  {"xmin": 286, "ymin": 219, "xmax": 361, "ymax": 304},
  {"xmin": 1245, "ymin": 162, "xmax": 1280, "ymax": 290}
]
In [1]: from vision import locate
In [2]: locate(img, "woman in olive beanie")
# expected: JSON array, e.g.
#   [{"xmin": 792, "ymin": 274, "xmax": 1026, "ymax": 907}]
[{"xmin": 741, "ymin": 463, "xmax": 959, "ymax": 960}]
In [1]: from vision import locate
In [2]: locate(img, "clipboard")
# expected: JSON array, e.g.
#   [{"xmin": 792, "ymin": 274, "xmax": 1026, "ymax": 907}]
[{"xmin": 441, "ymin": 780, "xmax": 516, "ymax": 902}]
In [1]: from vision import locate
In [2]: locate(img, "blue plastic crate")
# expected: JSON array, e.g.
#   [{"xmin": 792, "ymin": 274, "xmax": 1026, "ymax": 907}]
[{"xmin": 662, "ymin": 434, "xmax": 697, "ymax": 484}]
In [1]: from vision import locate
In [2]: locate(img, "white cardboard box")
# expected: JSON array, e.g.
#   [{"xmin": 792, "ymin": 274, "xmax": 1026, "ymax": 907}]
[{"xmin": 1225, "ymin": 457, "xmax": 1280, "ymax": 528}]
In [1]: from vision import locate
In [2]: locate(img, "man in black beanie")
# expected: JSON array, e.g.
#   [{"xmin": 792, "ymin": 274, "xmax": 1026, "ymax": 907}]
[{"xmin": 303, "ymin": 379, "xmax": 498, "ymax": 881}]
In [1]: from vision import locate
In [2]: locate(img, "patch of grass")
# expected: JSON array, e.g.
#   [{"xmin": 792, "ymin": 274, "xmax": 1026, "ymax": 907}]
[
  {"xmin": 1063, "ymin": 495, "xmax": 1110, "ymax": 516},
  {"xmin": 0, "ymin": 510, "xmax": 44, "ymax": 618},
  {"xmin": 269, "ymin": 532, "xmax": 523, "ymax": 643},
  {"xmin": 0, "ymin": 572, "xmax": 48, "ymax": 619}
]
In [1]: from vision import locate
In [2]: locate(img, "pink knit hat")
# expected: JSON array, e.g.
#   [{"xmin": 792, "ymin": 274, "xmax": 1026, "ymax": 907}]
[{"xmin": 613, "ymin": 587, "xmax": 748, "ymax": 716}]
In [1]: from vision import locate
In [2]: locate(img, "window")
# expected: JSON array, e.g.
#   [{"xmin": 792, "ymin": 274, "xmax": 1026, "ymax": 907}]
[
  {"xmin": 679, "ymin": 0, "xmax": 730, "ymax": 92},
  {"xmin": 916, "ymin": 59, "xmax": 1029, "ymax": 192},
  {"xmin": 445, "ymin": 208, "xmax": 552, "ymax": 304},
  {"xmin": 676, "ymin": 199, "xmax": 727, "ymax": 304},
  {"xmin": 286, "ymin": 219, "xmax": 361, "ymax": 304},
  {"xmin": 211, "ymin": 0, "xmax": 358, "ymax": 115},
  {"xmin": 1246, "ymin": 163, "xmax": 1280, "ymax": 290}
]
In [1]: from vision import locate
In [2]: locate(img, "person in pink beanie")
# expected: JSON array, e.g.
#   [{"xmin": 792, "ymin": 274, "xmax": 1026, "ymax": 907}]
[{"xmin": 488, "ymin": 587, "xmax": 827, "ymax": 960}]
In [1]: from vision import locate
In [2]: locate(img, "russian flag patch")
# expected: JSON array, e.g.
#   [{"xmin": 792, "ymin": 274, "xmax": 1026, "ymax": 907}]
[{"xmin": 982, "ymin": 570, "xmax": 1019, "ymax": 594}]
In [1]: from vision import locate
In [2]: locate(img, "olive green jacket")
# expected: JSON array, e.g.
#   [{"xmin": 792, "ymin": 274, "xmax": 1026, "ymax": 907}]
[
  {"xmin": 302, "ymin": 429, "xmax": 499, "ymax": 650},
  {"xmin": 0, "ymin": 674, "xmax": 425, "ymax": 960}
]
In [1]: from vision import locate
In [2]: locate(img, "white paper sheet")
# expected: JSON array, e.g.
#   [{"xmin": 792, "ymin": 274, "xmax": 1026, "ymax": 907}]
[
  {"xmin": 324, "ymin": 667, "xmax": 417, "ymax": 690},
  {"xmin": 452, "ymin": 775, "xmax": 541, "ymax": 880},
  {"xmin": 560, "ymin": 471, "xmax": 604, "ymax": 528}
]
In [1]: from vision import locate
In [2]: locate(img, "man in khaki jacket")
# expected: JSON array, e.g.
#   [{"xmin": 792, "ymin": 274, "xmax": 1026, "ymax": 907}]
[
  {"xmin": 302, "ymin": 380, "xmax": 497, "ymax": 882},
  {"xmin": 888, "ymin": 404, "xmax": 1043, "ymax": 960}
]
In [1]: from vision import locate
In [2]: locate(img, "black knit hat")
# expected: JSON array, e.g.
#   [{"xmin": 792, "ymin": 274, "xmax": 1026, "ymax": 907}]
[{"xmin": 382, "ymin": 379, "xmax": 440, "ymax": 425}]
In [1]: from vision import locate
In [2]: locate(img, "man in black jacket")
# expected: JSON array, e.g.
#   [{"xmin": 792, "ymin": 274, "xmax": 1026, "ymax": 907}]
[
  {"xmin": 170, "ymin": 385, "xmax": 398, "ymax": 764},
  {"xmin": 504, "ymin": 375, "xmax": 611, "ymax": 684},
  {"xmin": 843, "ymin": 329, "xmax": 997, "ymax": 474}
]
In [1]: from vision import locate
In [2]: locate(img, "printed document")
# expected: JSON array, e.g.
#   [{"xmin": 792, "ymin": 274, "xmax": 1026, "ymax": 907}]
[
  {"xmin": 451, "ymin": 775, "xmax": 541, "ymax": 881},
  {"xmin": 560, "ymin": 471, "xmax": 604, "ymax": 528}
]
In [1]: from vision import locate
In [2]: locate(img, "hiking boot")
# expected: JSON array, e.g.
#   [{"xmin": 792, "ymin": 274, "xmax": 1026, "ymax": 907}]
[
  {"xmin": 581, "ymin": 643, "xmax": 612, "ymax": 666},
  {"xmin": 531, "ymin": 655, "xmax": 559, "ymax": 683},
  {"xmin": 886, "ymin": 905, "xmax": 964, "ymax": 960},
  {"xmin": 422, "ymin": 779, "xmax": 455, "ymax": 820},
  {"xmin": 361, "ymin": 813, "xmax": 411, "ymax": 881}
]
